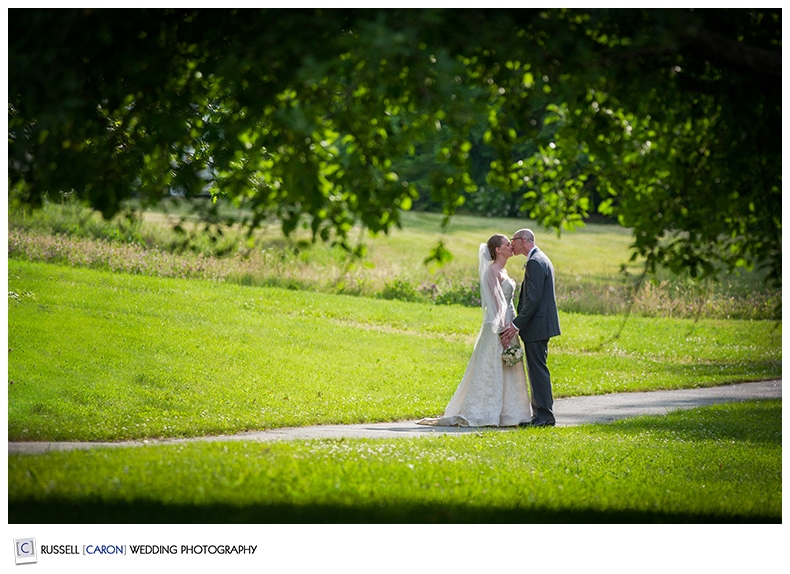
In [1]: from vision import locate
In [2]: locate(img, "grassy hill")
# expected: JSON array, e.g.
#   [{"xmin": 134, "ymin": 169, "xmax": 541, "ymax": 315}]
[{"xmin": 8, "ymin": 259, "xmax": 781, "ymax": 442}]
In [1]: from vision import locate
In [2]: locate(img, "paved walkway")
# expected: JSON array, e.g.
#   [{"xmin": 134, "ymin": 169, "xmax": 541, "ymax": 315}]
[{"xmin": 8, "ymin": 379, "xmax": 781, "ymax": 454}]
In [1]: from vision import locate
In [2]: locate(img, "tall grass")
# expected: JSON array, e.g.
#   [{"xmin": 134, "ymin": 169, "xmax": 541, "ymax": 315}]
[{"xmin": 8, "ymin": 195, "xmax": 781, "ymax": 320}]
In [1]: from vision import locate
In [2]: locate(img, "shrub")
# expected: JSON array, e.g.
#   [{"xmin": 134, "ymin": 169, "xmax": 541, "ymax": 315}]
[
  {"xmin": 381, "ymin": 278, "xmax": 424, "ymax": 302},
  {"xmin": 433, "ymin": 280, "xmax": 481, "ymax": 307}
]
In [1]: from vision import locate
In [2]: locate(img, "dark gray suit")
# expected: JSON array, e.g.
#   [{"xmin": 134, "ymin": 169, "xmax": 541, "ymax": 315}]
[{"xmin": 513, "ymin": 247, "xmax": 561, "ymax": 425}]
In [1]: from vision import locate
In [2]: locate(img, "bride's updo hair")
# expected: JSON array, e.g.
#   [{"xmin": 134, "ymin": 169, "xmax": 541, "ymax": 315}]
[{"xmin": 486, "ymin": 234, "xmax": 508, "ymax": 261}]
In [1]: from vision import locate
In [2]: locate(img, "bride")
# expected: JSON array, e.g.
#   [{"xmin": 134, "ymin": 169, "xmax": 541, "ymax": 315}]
[{"xmin": 418, "ymin": 234, "xmax": 532, "ymax": 427}]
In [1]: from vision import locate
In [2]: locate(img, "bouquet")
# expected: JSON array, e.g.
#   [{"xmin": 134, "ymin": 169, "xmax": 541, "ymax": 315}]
[{"xmin": 502, "ymin": 342, "xmax": 524, "ymax": 367}]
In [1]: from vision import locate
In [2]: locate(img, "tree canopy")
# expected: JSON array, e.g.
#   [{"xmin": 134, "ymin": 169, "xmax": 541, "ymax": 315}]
[{"xmin": 8, "ymin": 8, "xmax": 782, "ymax": 284}]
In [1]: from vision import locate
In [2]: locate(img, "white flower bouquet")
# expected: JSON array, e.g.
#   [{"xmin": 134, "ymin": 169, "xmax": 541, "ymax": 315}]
[{"xmin": 502, "ymin": 342, "xmax": 524, "ymax": 366}]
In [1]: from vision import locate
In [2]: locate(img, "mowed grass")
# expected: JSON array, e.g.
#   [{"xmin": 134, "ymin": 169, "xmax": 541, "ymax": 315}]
[
  {"xmin": 8, "ymin": 260, "xmax": 467, "ymax": 441},
  {"xmin": 8, "ymin": 400, "xmax": 781, "ymax": 523},
  {"xmin": 7, "ymin": 259, "xmax": 781, "ymax": 442}
]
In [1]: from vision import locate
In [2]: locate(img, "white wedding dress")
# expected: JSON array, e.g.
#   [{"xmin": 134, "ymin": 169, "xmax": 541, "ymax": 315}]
[{"xmin": 418, "ymin": 251, "xmax": 532, "ymax": 427}]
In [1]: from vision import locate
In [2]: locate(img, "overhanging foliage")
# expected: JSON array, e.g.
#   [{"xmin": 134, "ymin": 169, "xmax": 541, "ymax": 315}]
[{"xmin": 8, "ymin": 8, "xmax": 781, "ymax": 284}]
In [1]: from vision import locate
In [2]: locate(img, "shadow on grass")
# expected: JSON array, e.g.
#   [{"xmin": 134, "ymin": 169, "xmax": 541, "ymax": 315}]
[
  {"xmin": 9, "ymin": 500, "xmax": 778, "ymax": 524},
  {"xmin": 9, "ymin": 402, "xmax": 781, "ymax": 525},
  {"xmin": 594, "ymin": 399, "xmax": 782, "ymax": 446}
]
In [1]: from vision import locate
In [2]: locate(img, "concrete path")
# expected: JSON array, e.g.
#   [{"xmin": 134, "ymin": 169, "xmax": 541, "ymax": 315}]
[{"xmin": 8, "ymin": 379, "xmax": 781, "ymax": 454}]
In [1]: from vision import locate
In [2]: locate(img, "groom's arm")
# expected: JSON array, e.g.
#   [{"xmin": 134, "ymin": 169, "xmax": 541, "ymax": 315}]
[{"xmin": 512, "ymin": 258, "xmax": 546, "ymax": 331}]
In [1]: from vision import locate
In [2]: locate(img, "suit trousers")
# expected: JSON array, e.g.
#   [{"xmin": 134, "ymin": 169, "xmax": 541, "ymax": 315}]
[{"xmin": 523, "ymin": 338, "xmax": 555, "ymax": 424}]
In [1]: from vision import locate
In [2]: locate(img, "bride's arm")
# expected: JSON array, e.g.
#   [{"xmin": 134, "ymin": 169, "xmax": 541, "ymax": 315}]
[
  {"xmin": 497, "ymin": 271, "xmax": 518, "ymax": 346},
  {"xmin": 482, "ymin": 265, "xmax": 508, "ymax": 334}
]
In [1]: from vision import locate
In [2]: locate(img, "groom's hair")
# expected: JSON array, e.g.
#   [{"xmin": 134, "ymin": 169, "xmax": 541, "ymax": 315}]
[{"xmin": 514, "ymin": 229, "xmax": 535, "ymax": 243}]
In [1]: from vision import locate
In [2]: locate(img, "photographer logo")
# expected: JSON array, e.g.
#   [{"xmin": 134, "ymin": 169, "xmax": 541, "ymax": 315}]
[{"xmin": 14, "ymin": 538, "xmax": 37, "ymax": 565}]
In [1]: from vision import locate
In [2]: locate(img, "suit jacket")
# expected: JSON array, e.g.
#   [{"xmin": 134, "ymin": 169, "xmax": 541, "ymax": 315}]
[{"xmin": 513, "ymin": 247, "xmax": 561, "ymax": 342}]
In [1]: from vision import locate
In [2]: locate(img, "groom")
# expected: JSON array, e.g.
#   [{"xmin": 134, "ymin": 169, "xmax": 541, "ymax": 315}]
[{"xmin": 501, "ymin": 229, "xmax": 561, "ymax": 427}]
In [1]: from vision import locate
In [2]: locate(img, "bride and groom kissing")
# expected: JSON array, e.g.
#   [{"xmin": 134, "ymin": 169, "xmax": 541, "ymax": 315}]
[{"xmin": 418, "ymin": 229, "xmax": 560, "ymax": 428}]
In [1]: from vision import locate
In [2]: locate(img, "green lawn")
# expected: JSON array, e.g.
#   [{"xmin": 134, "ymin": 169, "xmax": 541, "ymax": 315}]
[
  {"xmin": 8, "ymin": 259, "xmax": 781, "ymax": 442},
  {"xmin": 6, "ymin": 215, "xmax": 782, "ymax": 524},
  {"xmin": 8, "ymin": 400, "xmax": 781, "ymax": 523}
]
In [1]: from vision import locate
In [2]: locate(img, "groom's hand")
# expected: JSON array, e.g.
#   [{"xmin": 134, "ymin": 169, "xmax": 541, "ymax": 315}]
[{"xmin": 500, "ymin": 325, "xmax": 518, "ymax": 347}]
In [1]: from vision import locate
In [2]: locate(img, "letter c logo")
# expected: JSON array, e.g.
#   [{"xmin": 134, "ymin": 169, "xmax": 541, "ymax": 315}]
[{"xmin": 15, "ymin": 539, "xmax": 37, "ymax": 564}]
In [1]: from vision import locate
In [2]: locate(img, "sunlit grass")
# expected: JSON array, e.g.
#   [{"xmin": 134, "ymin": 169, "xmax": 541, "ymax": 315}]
[
  {"xmin": 7, "ymin": 209, "xmax": 782, "ymax": 525},
  {"xmin": 8, "ymin": 400, "xmax": 781, "ymax": 523},
  {"xmin": 8, "ymin": 259, "xmax": 781, "ymax": 442}
]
